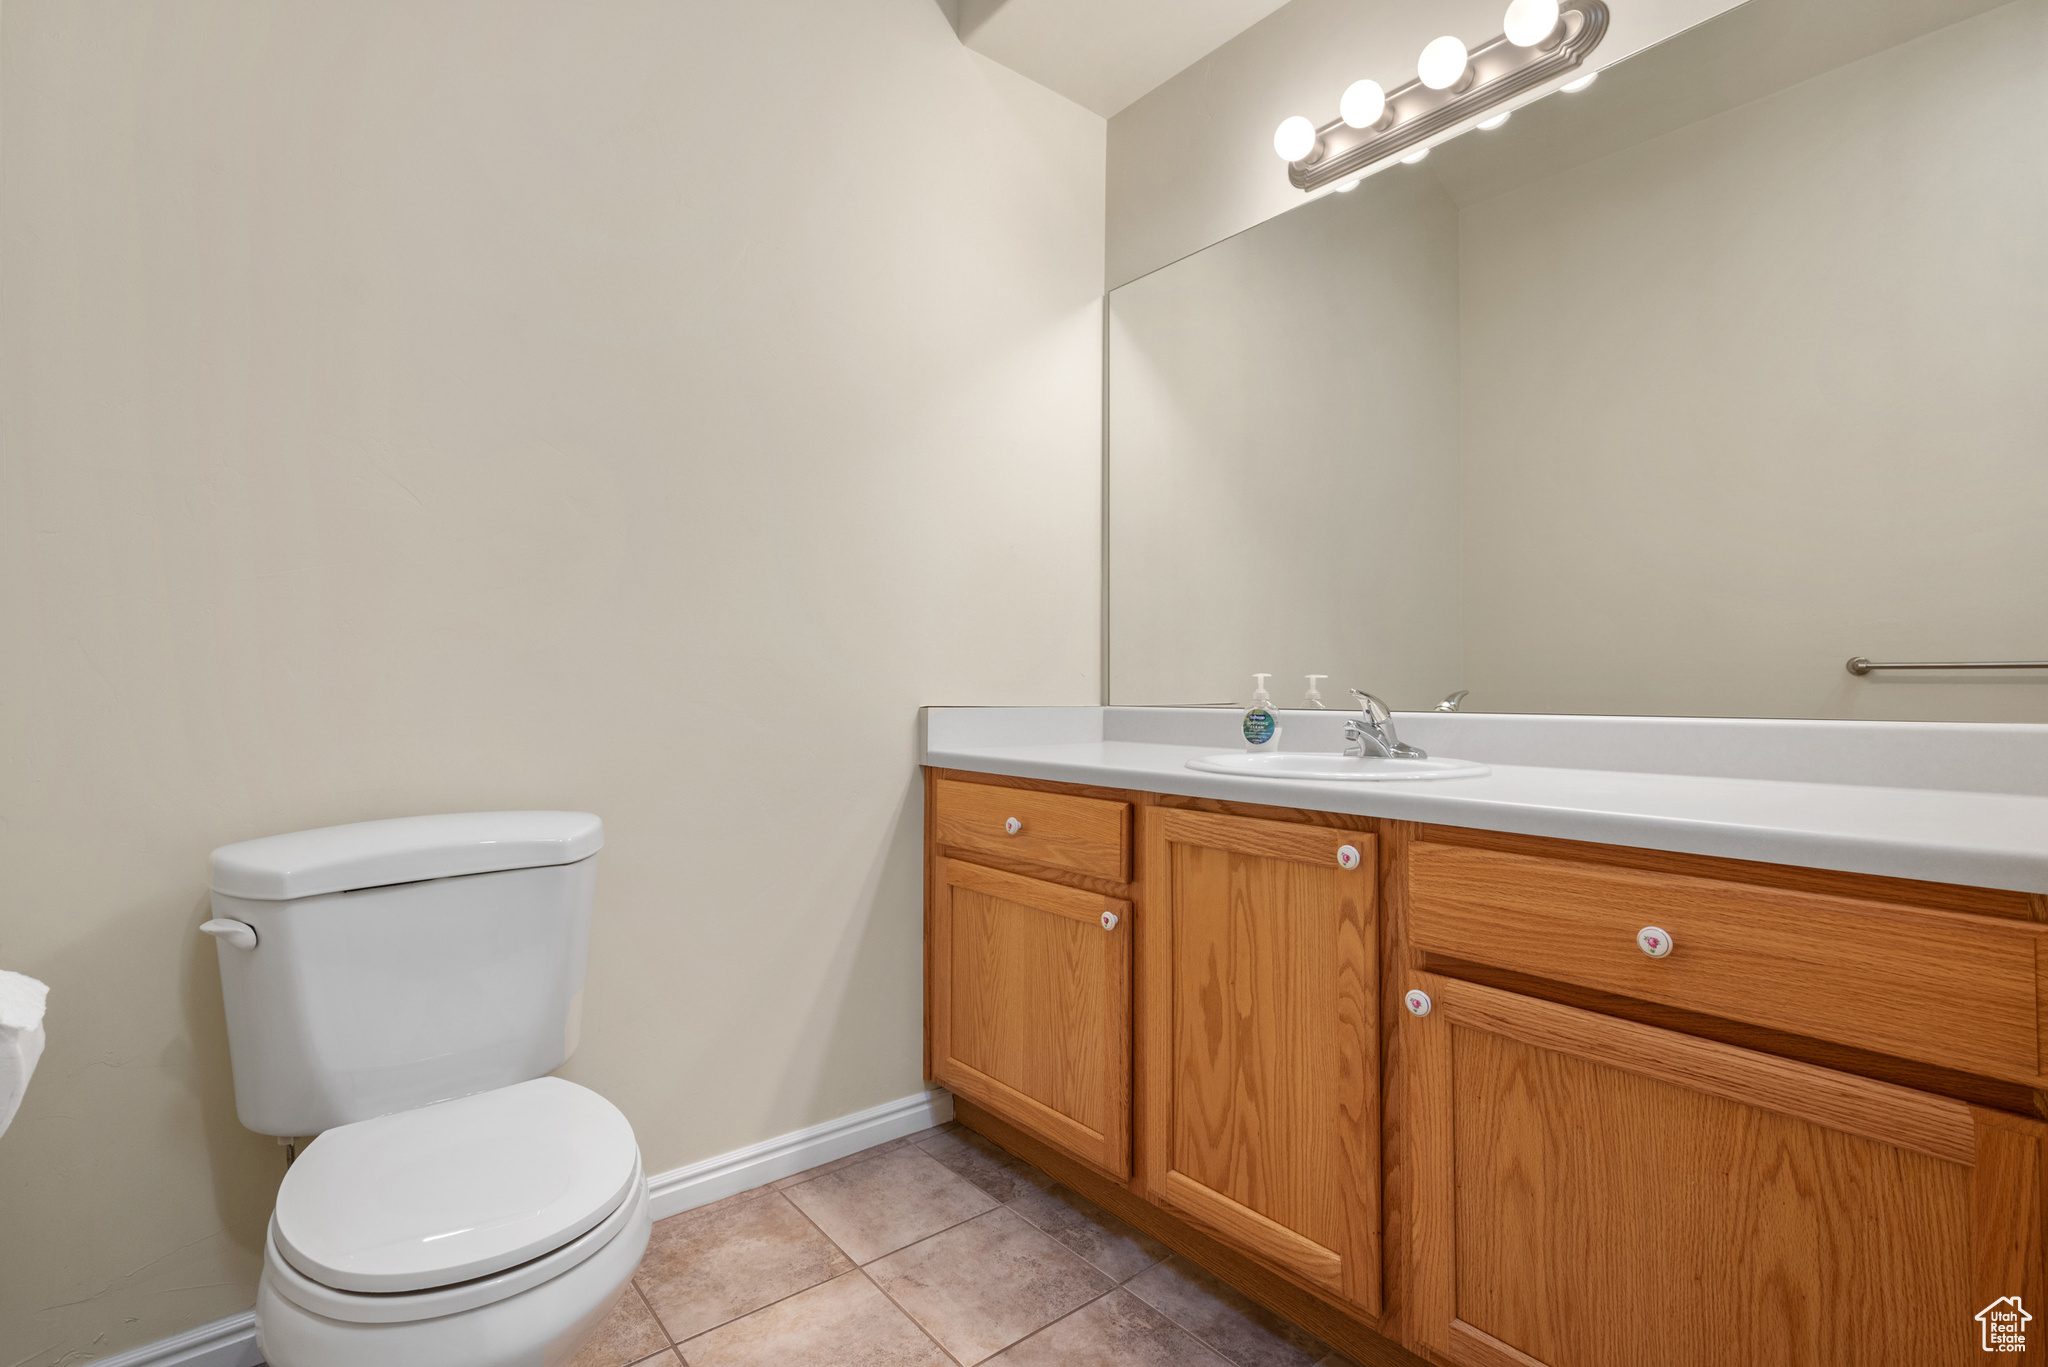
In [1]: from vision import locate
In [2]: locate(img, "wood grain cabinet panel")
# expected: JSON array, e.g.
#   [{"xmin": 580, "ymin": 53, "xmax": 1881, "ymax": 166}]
[
  {"xmin": 1407, "ymin": 976, "xmax": 2048, "ymax": 1367},
  {"xmin": 933, "ymin": 778, "xmax": 1131, "ymax": 882},
  {"xmin": 1141, "ymin": 809, "xmax": 1381, "ymax": 1314},
  {"xmin": 1410, "ymin": 842, "xmax": 2048, "ymax": 1085},
  {"xmin": 931, "ymin": 858, "xmax": 1131, "ymax": 1178}
]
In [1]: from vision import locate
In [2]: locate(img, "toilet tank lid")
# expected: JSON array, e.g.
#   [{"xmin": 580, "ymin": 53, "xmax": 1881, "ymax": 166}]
[{"xmin": 210, "ymin": 811, "xmax": 603, "ymax": 901}]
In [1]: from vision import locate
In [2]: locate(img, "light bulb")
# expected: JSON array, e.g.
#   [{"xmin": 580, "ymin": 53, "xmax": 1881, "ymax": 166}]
[
  {"xmin": 1562, "ymin": 71, "xmax": 1598, "ymax": 93},
  {"xmin": 1340, "ymin": 80, "xmax": 1387, "ymax": 130},
  {"xmin": 1418, "ymin": 36, "xmax": 1469, "ymax": 91},
  {"xmin": 1335, "ymin": 178, "xmax": 1361, "ymax": 193},
  {"xmin": 1503, "ymin": 0, "xmax": 1562, "ymax": 48},
  {"xmin": 1401, "ymin": 147, "xmax": 1431, "ymax": 165},
  {"xmin": 1478, "ymin": 111, "xmax": 1512, "ymax": 130},
  {"xmin": 1274, "ymin": 115, "xmax": 1318, "ymax": 162}
]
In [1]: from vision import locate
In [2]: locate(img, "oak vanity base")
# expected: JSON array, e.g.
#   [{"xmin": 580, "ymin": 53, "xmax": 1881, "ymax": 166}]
[{"xmin": 925, "ymin": 765, "xmax": 2048, "ymax": 1366}]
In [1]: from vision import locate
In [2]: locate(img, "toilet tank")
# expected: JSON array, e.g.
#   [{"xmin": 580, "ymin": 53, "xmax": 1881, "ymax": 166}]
[{"xmin": 206, "ymin": 812, "xmax": 604, "ymax": 1136}]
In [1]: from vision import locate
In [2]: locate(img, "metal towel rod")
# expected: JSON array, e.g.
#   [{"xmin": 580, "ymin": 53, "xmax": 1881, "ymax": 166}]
[{"xmin": 1846, "ymin": 657, "xmax": 2048, "ymax": 676}]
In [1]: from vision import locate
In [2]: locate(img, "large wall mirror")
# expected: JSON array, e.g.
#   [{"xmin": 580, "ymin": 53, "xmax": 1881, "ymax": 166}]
[{"xmin": 1107, "ymin": 0, "xmax": 2048, "ymax": 721}]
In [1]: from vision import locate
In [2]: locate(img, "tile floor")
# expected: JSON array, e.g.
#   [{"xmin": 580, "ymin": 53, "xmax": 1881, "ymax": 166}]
[{"xmin": 571, "ymin": 1122, "xmax": 1375, "ymax": 1367}]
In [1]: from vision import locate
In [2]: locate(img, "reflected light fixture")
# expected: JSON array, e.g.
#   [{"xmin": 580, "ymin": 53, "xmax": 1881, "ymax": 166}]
[
  {"xmin": 1273, "ymin": 115, "xmax": 1319, "ymax": 162},
  {"xmin": 1562, "ymin": 71, "xmax": 1599, "ymax": 91},
  {"xmin": 1401, "ymin": 147, "xmax": 1431, "ymax": 165},
  {"xmin": 1335, "ymin": 178, "xmax": 1362, "ymax": 192},
  {"xmin": 1275, "ymin": 0, "xmax": 1608, "ymax": 189},
  {"xmin": 1478, "ymin": 110, "xmax": 1512, "ymax": 130},
  {"xmin": 1418, "ymin": 36, "xmax": 1471, "ymax": 91}
]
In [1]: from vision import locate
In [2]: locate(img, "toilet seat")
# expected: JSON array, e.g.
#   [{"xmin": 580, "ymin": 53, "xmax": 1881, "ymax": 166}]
[
  {"xmin": 263, "ymin": 1157, "xmax": 647, "ymax": 1326},
  {"xmin": 273, "ymin": 1077, "xmax": 640, "ymax": 1297}
]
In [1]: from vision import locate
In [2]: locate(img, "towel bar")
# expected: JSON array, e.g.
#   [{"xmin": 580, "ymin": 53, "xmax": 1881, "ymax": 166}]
[{"xmin": 1846, "ymin": 657, "xmax": 2048, "ymax": 675}]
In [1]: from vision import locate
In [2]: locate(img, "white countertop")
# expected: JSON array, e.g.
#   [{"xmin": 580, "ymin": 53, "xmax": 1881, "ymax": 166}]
[{"xmin": 922, "ymin": 708, "xmax": 2048, "ymax": 894}]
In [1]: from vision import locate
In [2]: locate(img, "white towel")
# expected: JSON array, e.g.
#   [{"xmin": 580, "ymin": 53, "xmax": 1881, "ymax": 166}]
[{"xmin": 0, "ymin": 970, "xmax": 49, "ymax": 1142}]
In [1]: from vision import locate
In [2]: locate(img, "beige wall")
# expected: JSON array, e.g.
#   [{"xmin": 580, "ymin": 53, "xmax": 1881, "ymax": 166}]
[
  {"xmin": 0, "ymin": 1, "xmax": 1104, "ymax": 1360},
  {"xmin": 1108, "ymin": 169, "xmax": 1465, "ymax": 710},
  {"xmin": 1459, "ymin": 0, "xmax": 2048, "ymax": 720}
]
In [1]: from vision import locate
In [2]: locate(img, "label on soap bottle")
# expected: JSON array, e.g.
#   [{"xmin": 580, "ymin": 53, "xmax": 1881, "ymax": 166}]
[{"xmin": 1243, "ymin": 707, "xmax": 1277, "ymax": 745}]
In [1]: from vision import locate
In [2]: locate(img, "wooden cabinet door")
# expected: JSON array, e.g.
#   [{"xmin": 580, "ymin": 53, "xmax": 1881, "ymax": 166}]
[
  {"xmin": 1406, "ymin": 974, "xmax": 2048, "ymax": 1367},
  {"xmin": 1141, "ymin": 809, "xmax": 1380, "ymax": 1314},
  {"xmin": 932, "ymin": 858, "xmax": 1132, "ymax": 1178}
]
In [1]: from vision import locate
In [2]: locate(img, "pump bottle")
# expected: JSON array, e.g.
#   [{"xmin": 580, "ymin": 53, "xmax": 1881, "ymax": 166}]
[{"xmin": 1242, "ymin": 675, "xmax": 1283, "ymax": 752}]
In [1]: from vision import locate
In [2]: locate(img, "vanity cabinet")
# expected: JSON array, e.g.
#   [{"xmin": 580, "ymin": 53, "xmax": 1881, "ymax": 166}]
[
  {"xmin": 1404, "ymin": 972, "xmax": 2048, "ymax": 1367},
  {"xmin": 1140, "ymin": 809, "xmax": 1381, "ymax": 1316},
  {"xmin": 927, "ymin": 776, "xmax": 1135, "ymax": 1179},
  {"xmin": 924, "ymin": 769, "xmax": 2048, "ymax": 1366}
]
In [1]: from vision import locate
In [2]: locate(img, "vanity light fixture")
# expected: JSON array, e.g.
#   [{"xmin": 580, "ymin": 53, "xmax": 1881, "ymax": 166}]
[
  {"xmin": 1273, "ymin": 115, "xmax": 1319, "ymax": 162},
  {"xmin": 1401, "ymin": 148, "xmax": 1431, "ymax": 165},
  {"xmin": 1340, "ymin": 79, "xmax": 1388, "ymax": 129},
  {"xmin": 1504, "ymin": 0, "xmax": 1563, "ymax": 47},
  {"xmin": 1417, "ymin": 36, "xmax": 1473, "ymax": 92},
  {"xmin": 1335, "ymin": 178, "xmax": 1362, "ymax": 192},
  {"xmin": 1478, "ymin": 111, "xmax": 1513, "ymax": 130},
  {"xmin": 1562, "ymin": 70, "xmax": 1599, "ymax": 91},
  {"xmin": 1274, "ymin": 0, "xmax": 1607, "ymax": 192}
]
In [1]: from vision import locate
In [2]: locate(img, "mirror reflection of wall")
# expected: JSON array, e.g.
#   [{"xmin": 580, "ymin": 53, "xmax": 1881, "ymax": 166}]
[{"xmin": 1108, "ymin": 0, "xmax": 2048, "ymax": 721}]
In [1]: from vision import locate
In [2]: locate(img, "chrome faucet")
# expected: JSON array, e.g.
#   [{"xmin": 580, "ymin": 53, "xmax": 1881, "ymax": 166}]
[{"xmin": 1345, "ymin": 689, "xmax": 1428, "ymax": 760}]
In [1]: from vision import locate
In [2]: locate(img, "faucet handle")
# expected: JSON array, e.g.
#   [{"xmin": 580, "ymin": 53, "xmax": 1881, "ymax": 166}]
[
  {"xmin": 1347, "ymin": 690, "xmax": 1427, "ymax": 759},
  {"xmin": 1349, "ymin": 688, "xmax": 1391, "ymax": 724}
]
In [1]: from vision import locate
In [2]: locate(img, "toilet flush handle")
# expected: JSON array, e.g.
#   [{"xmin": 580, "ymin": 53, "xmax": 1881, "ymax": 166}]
[{"xmin": 201, "ymin": 919, "xmax": 258, "ymax": 951}]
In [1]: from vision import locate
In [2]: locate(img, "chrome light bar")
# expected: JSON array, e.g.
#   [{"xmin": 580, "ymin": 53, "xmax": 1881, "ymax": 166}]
[{"xmin": 1285, "ymin": 0, "xmax": 1609, "ymax": 193}]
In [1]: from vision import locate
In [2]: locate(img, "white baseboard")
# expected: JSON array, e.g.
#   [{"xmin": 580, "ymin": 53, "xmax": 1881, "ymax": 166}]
[
  {"xmin": 91, "ymin": 1088, "xmax": 954, "ymax": 1365},
  {"xmin": 91, "ymin": 1309, "xmax": 262, "ymax": 1367},
  {"xmin": 645, "ymin": 1087, "xmax": 954, "ymax": 1220}
]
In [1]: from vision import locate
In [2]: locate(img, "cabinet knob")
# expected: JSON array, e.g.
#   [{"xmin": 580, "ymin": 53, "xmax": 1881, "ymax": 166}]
[
  {"xmin": 1404, "ymin": 988, "xmax": 1433, "ymax": 1017},
  {"xmin": 1004, "ymin": 817, "xmax": 1023, "ymax": 835},
  {"xmin": 1100, "ymin": 911, "xmax": 1119, "ymax": 931},
  {"xmin": 1636, "ymin": 926, "xmax": 1673, "ymax": 958},
  {"xmin": 1337, "ymin": 844, "xmax": 1362, "ymax": 870}
]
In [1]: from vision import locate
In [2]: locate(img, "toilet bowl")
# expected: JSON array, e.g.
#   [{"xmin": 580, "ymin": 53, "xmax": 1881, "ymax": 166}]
[
  {"xmin": 202, "ymin": 812, "xmax": 637, "ymax": 1367},
  {"xmin": 253, "ymin": 1078, "xmax": 650, "ymax": 1367}
]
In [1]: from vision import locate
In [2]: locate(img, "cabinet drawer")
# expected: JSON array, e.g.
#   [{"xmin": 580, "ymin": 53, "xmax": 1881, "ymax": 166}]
[
  {"xmin": 933, "ymin": 778, "xmax": 1130, "ymax": 882},
  {"xmin": 1410, "ymin": 842, "xmax": 2048, "ymax": 1085}
]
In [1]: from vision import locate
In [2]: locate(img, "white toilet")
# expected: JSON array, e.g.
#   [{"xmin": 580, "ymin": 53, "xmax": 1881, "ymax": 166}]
[{"xmin": 202, "ymin": 811, "xmax": 649, "ymax": 1367}]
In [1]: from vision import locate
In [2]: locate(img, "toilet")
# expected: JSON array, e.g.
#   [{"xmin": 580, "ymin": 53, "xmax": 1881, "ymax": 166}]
[{"xmin": 201, "ymin": 811, "xmax": 649, "ymax": 1367}]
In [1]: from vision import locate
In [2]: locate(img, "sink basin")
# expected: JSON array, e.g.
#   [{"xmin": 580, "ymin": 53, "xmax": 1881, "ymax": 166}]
[{"xmin": 1185, "ymin": 752, "xmax": 1490, "ymax": 782}]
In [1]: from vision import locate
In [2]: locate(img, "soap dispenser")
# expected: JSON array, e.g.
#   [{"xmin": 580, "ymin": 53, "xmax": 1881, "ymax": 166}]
[{"xmin": 1242, "ymin": 675, "xmax": 1283, "ymax": 752}]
